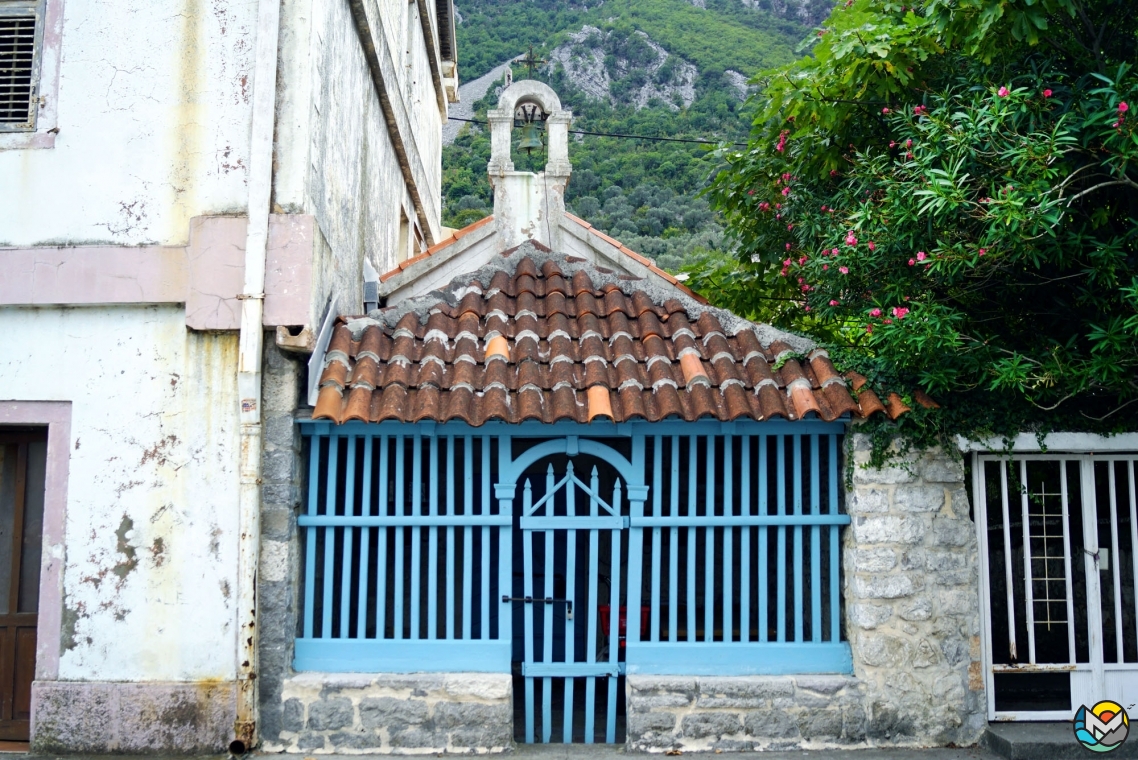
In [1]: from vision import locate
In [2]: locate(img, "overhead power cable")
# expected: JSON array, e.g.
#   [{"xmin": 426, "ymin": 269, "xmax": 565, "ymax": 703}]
[{"xmin": 447, "ymin": 117, "xmax": 749, "ymax": 147}]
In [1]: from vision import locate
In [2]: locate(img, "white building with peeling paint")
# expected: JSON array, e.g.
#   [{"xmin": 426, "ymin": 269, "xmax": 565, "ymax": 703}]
[{"xmin": 0, "ymin": 0, "xmax": 458, "ymax": 751}]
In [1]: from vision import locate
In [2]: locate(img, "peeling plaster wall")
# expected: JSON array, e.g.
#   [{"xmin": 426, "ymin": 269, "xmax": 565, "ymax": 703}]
[
  {"xmin": 0, "ymin": 0, "xmax": 258, "ymax": 247},
  {"xmin": 276, "ymin": 0, "xmax": 445, "ymax": 316},
  {"xmin": 0, "ymin": 305, "xmax": 240, "ymax": 681}
]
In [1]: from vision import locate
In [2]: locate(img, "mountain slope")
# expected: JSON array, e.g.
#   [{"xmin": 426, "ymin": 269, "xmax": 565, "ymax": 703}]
[{"xmin": 444, "ymin": 0, "xmax": 828, "ymax": 270}]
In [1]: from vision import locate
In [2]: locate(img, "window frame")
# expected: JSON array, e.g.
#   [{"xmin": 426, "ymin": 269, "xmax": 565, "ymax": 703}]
[{"xmin": 0, "ymin": 0, "xmax": 60, "ymax": 149}]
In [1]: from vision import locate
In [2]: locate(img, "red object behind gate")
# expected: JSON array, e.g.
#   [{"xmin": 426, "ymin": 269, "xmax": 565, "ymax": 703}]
[{"xmin": 597, "ymin": 605, "xmax": 650, "ymax": 648}]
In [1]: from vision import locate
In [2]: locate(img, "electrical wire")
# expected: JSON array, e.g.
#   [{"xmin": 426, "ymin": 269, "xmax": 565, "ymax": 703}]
[{"xmin": 447, "ymin": 116, "xmax": 749, "ymax": 147}]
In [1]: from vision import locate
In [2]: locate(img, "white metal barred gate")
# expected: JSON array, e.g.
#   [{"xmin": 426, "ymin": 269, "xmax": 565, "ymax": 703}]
[{"xmin": 973, "ymin": 452, "xmax": 1138, "ymax": 720}]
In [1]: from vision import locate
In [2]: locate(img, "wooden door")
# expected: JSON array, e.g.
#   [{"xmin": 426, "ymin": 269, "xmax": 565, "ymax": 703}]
[{"xmin": 0, "ymin": 431, "xmax": 46, "ymax": 741}]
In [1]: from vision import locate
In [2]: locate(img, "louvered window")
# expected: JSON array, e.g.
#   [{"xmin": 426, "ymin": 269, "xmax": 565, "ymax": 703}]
[{"xmin": 0, "ymin": 1, "xmax": 40, "ymax": 131}]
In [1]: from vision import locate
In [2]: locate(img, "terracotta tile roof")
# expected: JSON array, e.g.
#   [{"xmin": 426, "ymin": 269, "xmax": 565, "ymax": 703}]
[{"xmin": 312, "ymin": 256, "xmax": 897, "ymax": 426}]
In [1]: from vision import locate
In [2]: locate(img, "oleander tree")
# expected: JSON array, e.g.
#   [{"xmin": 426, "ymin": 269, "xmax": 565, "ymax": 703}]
[{"xmin": 697, "ymin": 0, "xmax": 1138, "ymax": 444}]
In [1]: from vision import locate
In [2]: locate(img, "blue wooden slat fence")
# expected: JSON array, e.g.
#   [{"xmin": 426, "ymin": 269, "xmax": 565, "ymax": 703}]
[{"xmin": 295, "ymin": 420, "xmax": 851, "ymax": 682}]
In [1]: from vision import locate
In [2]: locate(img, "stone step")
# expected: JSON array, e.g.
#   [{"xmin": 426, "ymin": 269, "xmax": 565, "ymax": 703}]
[{"xmin": 983, "ymin": 721, "xmax": 1138, "ymax": 759}]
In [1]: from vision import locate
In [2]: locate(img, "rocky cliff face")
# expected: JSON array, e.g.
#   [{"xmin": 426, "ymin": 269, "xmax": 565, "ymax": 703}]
[
  {"xmin": 740, "ymin": 0, "xmax": 834, "ymax": 27},
  {"xmin": 547, "ymin": 26, "xmax": 699, "ymax": 110}
]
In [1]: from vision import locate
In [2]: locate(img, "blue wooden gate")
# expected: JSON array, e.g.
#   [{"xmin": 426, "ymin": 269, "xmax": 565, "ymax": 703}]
[
  {"xmin": 295, "ymin": 420, "xmax": 852, "ymax": 743},
  {"xmin": 500, "ymin": 437, "xmax": 649, "ymax": 743}
]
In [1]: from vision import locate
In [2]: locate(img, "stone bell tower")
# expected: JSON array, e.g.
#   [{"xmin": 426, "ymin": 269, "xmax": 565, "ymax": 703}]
[{"xmin": 486, "ymin": 80, "xmax": 572, "ymax": 252}]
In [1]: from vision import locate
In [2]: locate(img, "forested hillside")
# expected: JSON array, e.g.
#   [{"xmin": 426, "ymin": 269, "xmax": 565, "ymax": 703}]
[{"xmin": 443, "ymin": 0, "xmax": 827, "ymax": 271}]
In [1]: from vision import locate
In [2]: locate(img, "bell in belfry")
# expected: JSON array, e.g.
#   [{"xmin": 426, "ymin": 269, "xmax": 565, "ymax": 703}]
[
  {"xmin": 513, "ymin": 101, "xmax": 547, "ymax": 155},
  {"xmin": 518, "ymin": 121, "xmax": 544, "ymax": 154}
]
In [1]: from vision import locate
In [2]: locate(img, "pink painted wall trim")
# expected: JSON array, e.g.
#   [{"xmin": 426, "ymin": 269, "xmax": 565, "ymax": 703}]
[
  {"xmin": 0, "ymin": 215, "xmax": 315, "ymax": 329},
  {"xmin": 0, "ymin": 401, "xmax": 71, "ymax": 681}
]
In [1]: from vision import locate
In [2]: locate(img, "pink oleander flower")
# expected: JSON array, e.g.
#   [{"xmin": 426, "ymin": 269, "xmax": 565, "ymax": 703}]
[
  {"xmin": 883, "ymin": 318, "xmax": 893, "ymax": 325},
  {"xmin": 779, "ymin": 268, "xmax": 788, "ymax": 277},
  {"xmin": 979, "ymin": 248, "xmax": 987, "ymax": 256},
  {"xmin": 829, "ymin": 300, "xmax": 839, "ymax": 306},
  {"xmin": 831, "ymin": 248, "xmax": 839, "ymax": 256},
  {"xmin": 798, "ymin": 256, "xmax": 806, "ymax": 265},
  {"xmin": 889, "ymin": 141, "xmax": 896, "ymax": 148},
  {"xmin": 1043, "ymin": 89, "xmax": 1052, "ymax": 98},
  {"xmin": 913, "ymin": 105, "xmax": 927, "ymax": 116},
  {"xmin": 839, "ymin": 266, "xmax": 849, "ymax": 274},
  {"xmin": 759, "ymin": 201, "xmax": 770, "ymax": 211},
  {"xmin": 892, "ymin": 306, "xmax": 909, "ymax": 319},
  {"xmin": 845, "ymin": 232, "xmax": 858, "ymax": 246},
  {"xmin": 783, "ymin": 259, "xmax": 792, "ymax": 266},
  {"xmin": 748, "ymin": 190, "xmax": 755, "ymax": 195},
  {"xmin": 868, "ymin": 241, "xmax": 876, "ymax": 251},
  {"xmin": 906, "ymin": 139, "xmax": 912, "ymax": 148},
  {"xmin": 916, "ymin": 251, "xmax": 927, "ymax": 261},
  {"xmin": 786, "ymin": 243, "xmax": 792, "ymax": 250},
  {"xmin": 830, "ymin": 169, "xmax": 838, "ymax": 176},
  {"xmin": 866, "ymin": 324, "xmax": 873, "ymax": 334},
  {"xmin": 869, "ymin": 308, "xmax": 882, "ymax": 317},
  {"xmin": 776, "ymin": 203, "xmax": 782, "ymax": 209},
  {"xmin": 804, "ymin": 305, "xmax": 811, "ymax": 311},
  {"xmin": 882, "ymin": 107, "xmax": 891, "ymax": 114},
  {"xmin": 788, "ymin": 224, "xmax": 795, "ymax": 231},
  {"xmin": 782, "ymin": 186, "xmax": 791, "ymax": 196},
  {"xmin": 909, "ymin": 258, "xmax": 915, "ymax": 266},
  {"xmin": 821, "ymin": 205, "xmax": 828, "ymax": 211},
  {"xmin": 998, "ymin": 86, "xmax": 1009, "ymax": 97},
  {"xmin": 1120, "ymin": 102, "xmax": 1130, "ymax": 113},
  {"xmin": 822, "ymin": 264, "xmax": 829, "ymax": 270}
]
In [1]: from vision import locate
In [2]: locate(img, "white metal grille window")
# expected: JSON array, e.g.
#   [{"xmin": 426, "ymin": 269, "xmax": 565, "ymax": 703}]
[
  {"xmin": 0, "ymin": 0, "xmax": 42, "ymax": 131},
  {"xmin": 973, "ymin": 452, "xmax": 1138, "ymax": 721}
]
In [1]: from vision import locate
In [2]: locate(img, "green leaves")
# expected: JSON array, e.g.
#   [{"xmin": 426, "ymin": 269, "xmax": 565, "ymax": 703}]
[{"xmin": 703, "ymin": 0, "xmax": 1138, "ymax": 439}]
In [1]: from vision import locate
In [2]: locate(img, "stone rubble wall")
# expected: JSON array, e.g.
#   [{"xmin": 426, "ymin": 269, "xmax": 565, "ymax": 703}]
[
  {"xmin": 845, "ymin": 435, "xmax": 985, "ymax": 747},
  {"xmin": 627, "ymin": 675, "xmax": 866, "ymax": 752},
  {"xmin": 625, "ymin": 436, "xmax": 986, "ymax": 752},
  {"xmin": 270, "ymin": 673, "xmax": 513, "ymax": 754}
]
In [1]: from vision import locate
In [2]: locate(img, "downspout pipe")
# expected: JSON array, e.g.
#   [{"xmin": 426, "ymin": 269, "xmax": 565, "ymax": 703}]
[{"xmin": 233, "ymin": 0, "xmax": 281, "ymax": 751}]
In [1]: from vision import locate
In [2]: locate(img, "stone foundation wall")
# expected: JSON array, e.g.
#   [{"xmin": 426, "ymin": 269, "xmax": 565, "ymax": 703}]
[
  {"xmin": 625, "ymin": 436, "xmax": 986, "ymax": 752},
  {"xmin": 627, "ymin": 675, "xmax": 866, "ymax": 752},
  {"xmin": 31, "ymin": 681, "xmax": 236, "ymax": 754},
  {"xmin": 269, "ymin": 672, "xmax": 513, "ymax": 754}
]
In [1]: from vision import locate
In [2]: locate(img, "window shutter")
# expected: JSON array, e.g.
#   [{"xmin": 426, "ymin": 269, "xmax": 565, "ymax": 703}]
[{"xmin": 0, "ymin": 4, "xmax": 37, "ymax": 128}]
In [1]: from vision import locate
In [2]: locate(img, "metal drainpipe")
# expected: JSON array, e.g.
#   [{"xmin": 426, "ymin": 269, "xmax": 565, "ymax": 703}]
[{"xmin": 233, "ymin": 0, "xmax": 281, "ymax": 751}]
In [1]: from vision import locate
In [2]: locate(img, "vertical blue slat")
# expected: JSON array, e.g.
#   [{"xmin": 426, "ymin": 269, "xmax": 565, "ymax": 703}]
[
  {"xmin": 522, "ymin": 479, "xmax": 535, "ymax": 744},
  {"xmin": 776, "ymin": 435, "xmax": 786, "ymax": 643},
  {"xmin": 687, "ymin": 435, "xmax": 697, "ymax": 643},
  {"xmin": 339, "ymin": 435, "xmax": 356, "ymax": 639},
  {"xmin": 830, "ymin": 434, "xmax": 840, "ymax": 643},
  {"xmin": 650, "ymin": 437, "xmax": 662, "ymax": 642},
  {"xmin": 669, "ymin": 436, "xmax": 679, "ymax": 643},
  {"xmin": 411, "ymin": 434, "xmax": 422, "ymax": 639},
  {"xmin": 462, "ymin": 436, "xmax": 473, "ymax": 640},
  {"xmin": 627, "ymin": 439, "xmax": 645, "ymax": 661},
  {"xmin": 563, "ymin": 462, "xmax": 577, "ymax": 743},
  {"xmin": 585, "ymin": 469, "xmax": 600, "ymax": 743},
  {"xmin": 446, "ymin": 436, "xmax": 455, "ymax": 640},
  {"xmin": 394, "ymin": 436, "xmax": 405, "ymax": 639},
  {"xmin": 607, "ymin": 480, "xmax": 623, "ymax": 744},
  {"xmin": 481, "ymin": 437, "xmax": 491, "ymax": 638},
  {"xmin": 322, "ymin": 436, "xmax": 338, "ymax": 639},
  {"xmin": 811, "ymin": 434, "xmax": 821, "ymax": 643},
  {"xmin": 497, "ymin": 436, "xmax": 511, "ymax": 646},
  {"xmin": 542, "ymin": 465, "xmax": 556, "ymax": 743},
  {"xmin": 704, "ymin": 435, "xmax": 715, "ymax": 642},
  {"xmin": 741, "ymin": 435, "xmax": 751, "ymax": 643},
  {"xmin": 427, "ymin": 436, "xmax": 438, "ymax": 640},
  {"xmin": 759, "ymin": 435, "xmax": 768, "ymax": 643},
  {"xmin": 794, "ymin": 434, "xmax": 804, "ymax": 643},
  {"xmin": 303, "ymin": 435, "xmax": 320, "ymax": 639},
  {"xmin": 723, "ymin": 433, "xmax": 733, "ymax": 642},
  {"xmin": 377, "ymin": 436, "xmax": 389, "ymax": 639},
  {"xmin": 357, "ymin": 435, "xmax": 373, "ymax": 639}
]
